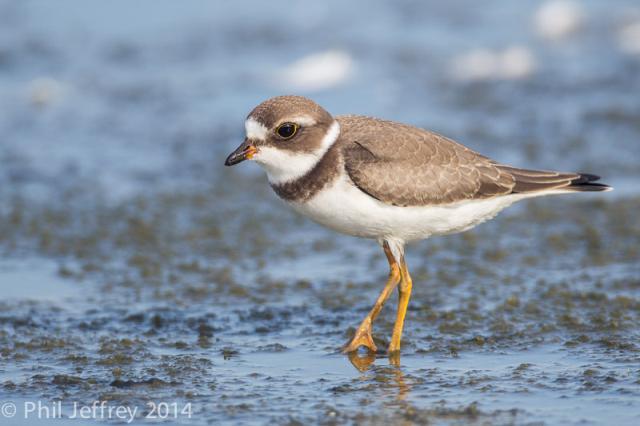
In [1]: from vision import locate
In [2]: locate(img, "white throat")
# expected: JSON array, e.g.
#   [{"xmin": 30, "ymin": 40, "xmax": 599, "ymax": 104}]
[{"xmin": 252, "ymin": 120, "xmax": 341, "ymax": 185}]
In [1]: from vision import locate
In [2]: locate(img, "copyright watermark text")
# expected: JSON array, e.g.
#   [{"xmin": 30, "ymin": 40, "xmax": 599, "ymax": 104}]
[{"xmin": 1, "ymin": 400, "xmax": 192, "ymax": 423}]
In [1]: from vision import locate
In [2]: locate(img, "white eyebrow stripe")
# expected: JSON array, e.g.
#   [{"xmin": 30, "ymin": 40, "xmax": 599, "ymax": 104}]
[
  {"xmin": 245, "ymin": 117, "xmax": 268, "ymax": 140},
  {"xmin": 285, "ymin": 115, "xmax": 317, "ymax": 127}
]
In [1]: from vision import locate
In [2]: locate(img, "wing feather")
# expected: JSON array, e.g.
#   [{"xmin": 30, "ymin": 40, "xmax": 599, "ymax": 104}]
[
  {"xmin": 337, "ymin": 116, "xmax": 610, "ymax": 206},
  {"xmin": 339, "ymin": 116, "xmax": 515, "ymax": 206}
]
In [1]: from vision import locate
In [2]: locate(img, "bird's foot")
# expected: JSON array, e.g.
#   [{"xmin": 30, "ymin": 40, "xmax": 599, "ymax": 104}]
[{"xmin": 342, "ymin": 320, "xmax": 377, "ymax": 353}]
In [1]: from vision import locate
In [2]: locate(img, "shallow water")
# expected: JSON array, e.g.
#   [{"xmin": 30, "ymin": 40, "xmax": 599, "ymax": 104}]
[{"xmin": 1, "ymin": 1, "xmax": 640, "ymax": 425}]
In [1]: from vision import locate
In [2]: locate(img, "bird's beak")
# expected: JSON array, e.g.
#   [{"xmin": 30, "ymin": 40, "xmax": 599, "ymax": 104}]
[{"xmin": 224, "ymin": 139, "xmax": 257, "ymax": 166}]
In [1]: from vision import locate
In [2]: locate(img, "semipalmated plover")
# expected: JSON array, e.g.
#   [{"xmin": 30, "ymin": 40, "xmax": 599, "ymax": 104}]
[{"xmin": 225, "ymin": 96, "xmax": 611, "ymax": 357}]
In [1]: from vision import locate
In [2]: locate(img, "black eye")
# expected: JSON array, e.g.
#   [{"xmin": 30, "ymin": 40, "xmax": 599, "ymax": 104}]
[{"xmin": 276, "ymin": 123, "xmax": 298, "ymax": 139}]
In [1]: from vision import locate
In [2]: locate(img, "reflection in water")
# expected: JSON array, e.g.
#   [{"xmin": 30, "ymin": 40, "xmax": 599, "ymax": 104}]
[
  {"xmin": 346, "ymin": 351, "xmax": 410, "ymax": 403},
  {"xmin": 347, "ymin": 350, "xmax": 376, "ymax": 372},
  {"xmin": 346, "ymin": 350, "xmax": 403, "ymax": 371},
  {"xmin": 388, "ymin": 364, "xmax": 409, "ymax": 403}
]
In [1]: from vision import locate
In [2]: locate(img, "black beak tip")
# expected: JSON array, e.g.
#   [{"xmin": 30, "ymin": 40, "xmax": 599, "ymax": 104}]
[
  {"xmin": 224, "ymin": 153, "xmax": 239, "ymax": 166},
  {"xmin": 225, "ymin": 141, "xmax": 253, "ymax": 167}
]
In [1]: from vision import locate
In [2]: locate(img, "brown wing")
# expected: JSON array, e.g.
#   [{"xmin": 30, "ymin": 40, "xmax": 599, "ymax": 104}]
[
  {"xmin": 339, "ymin": 115, "xmax": 516, "ymax": 206},
  {"xmin": 339, "ymin": 115, "xmax": 610, "ymax": 206}
]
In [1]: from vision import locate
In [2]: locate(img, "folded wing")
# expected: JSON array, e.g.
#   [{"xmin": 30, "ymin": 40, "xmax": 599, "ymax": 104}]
[{"xmin": 339, "ymin": 116, "xmax": 609, "ymax": 207}]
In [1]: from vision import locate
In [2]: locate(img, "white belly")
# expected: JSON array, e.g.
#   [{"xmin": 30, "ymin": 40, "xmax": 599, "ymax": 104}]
[{"xmin": 288, "ymin": 173, "xmax": 534, "ymax": 242}]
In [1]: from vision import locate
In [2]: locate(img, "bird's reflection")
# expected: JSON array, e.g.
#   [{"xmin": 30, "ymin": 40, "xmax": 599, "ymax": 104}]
[
  {"xmin": 346, "ymin": 350, "xmax": 410, "ymax": 402},
  {"xmin": 347, "ymin": 349, "xmax": 377, "ymax": 372},
  {"xmin": 346, "ymin": 350, "xmax": 403, "ymax": 371}
]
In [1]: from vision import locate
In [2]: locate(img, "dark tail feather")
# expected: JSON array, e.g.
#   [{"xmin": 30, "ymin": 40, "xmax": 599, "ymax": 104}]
[
  {"xmin": 567, "ymin": 173, "xmax": 612, "ymax": 192},
  {"xmin": 495, "ymin": 165, "xmax": 613, "ymax": 193}
]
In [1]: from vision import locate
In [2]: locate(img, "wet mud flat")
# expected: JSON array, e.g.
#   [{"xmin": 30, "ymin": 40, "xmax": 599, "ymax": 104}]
[{"xmin": 0, "ymin": 175, "xmax": 638, "ymax": 425}]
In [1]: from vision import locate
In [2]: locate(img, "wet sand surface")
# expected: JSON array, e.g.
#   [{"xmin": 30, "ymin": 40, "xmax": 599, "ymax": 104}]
[{"xmin": 1, "ymin": 1, "xmax": 639, "ymax": 425}]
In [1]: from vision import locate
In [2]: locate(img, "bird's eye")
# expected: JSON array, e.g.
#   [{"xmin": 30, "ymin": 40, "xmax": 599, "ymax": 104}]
[{"xmin": 276, "ymin": 123, "xmax": 298, "ymax": 139}]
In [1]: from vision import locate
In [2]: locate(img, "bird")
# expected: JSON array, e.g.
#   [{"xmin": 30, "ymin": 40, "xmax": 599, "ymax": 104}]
[{"xmin": 224, "ymin": 95, "xmax": 611, "ymax": 358}]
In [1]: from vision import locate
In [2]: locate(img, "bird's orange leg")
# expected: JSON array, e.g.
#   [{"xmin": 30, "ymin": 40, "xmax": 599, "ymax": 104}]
[
  {"xmin": 388, "ymin": 256, "xmax": 413, "ymax": 356},
  {"xmin": 342, "ymin": 242, "xmax": 401, "ymax": 353}
]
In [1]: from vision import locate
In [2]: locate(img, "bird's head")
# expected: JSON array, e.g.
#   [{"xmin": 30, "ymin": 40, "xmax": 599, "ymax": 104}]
[{"xmin": 224, "ymin": 96, "xmax": 340, "ymax": 184}]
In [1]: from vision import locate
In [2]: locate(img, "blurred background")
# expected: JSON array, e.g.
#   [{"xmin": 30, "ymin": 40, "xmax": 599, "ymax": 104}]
[
  {"xmin": 0, "ymin": 1, "xmax": 639, "ymax": 425},
  {"xmin": 1, "ymin": 0, "xmax": 639, "ymax": 200}
]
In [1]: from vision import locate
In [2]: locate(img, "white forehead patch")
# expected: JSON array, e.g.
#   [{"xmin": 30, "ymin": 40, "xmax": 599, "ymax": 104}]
[{"xmin": 245, "ymin": 117, "xmax": 268, "ymax": 140}]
